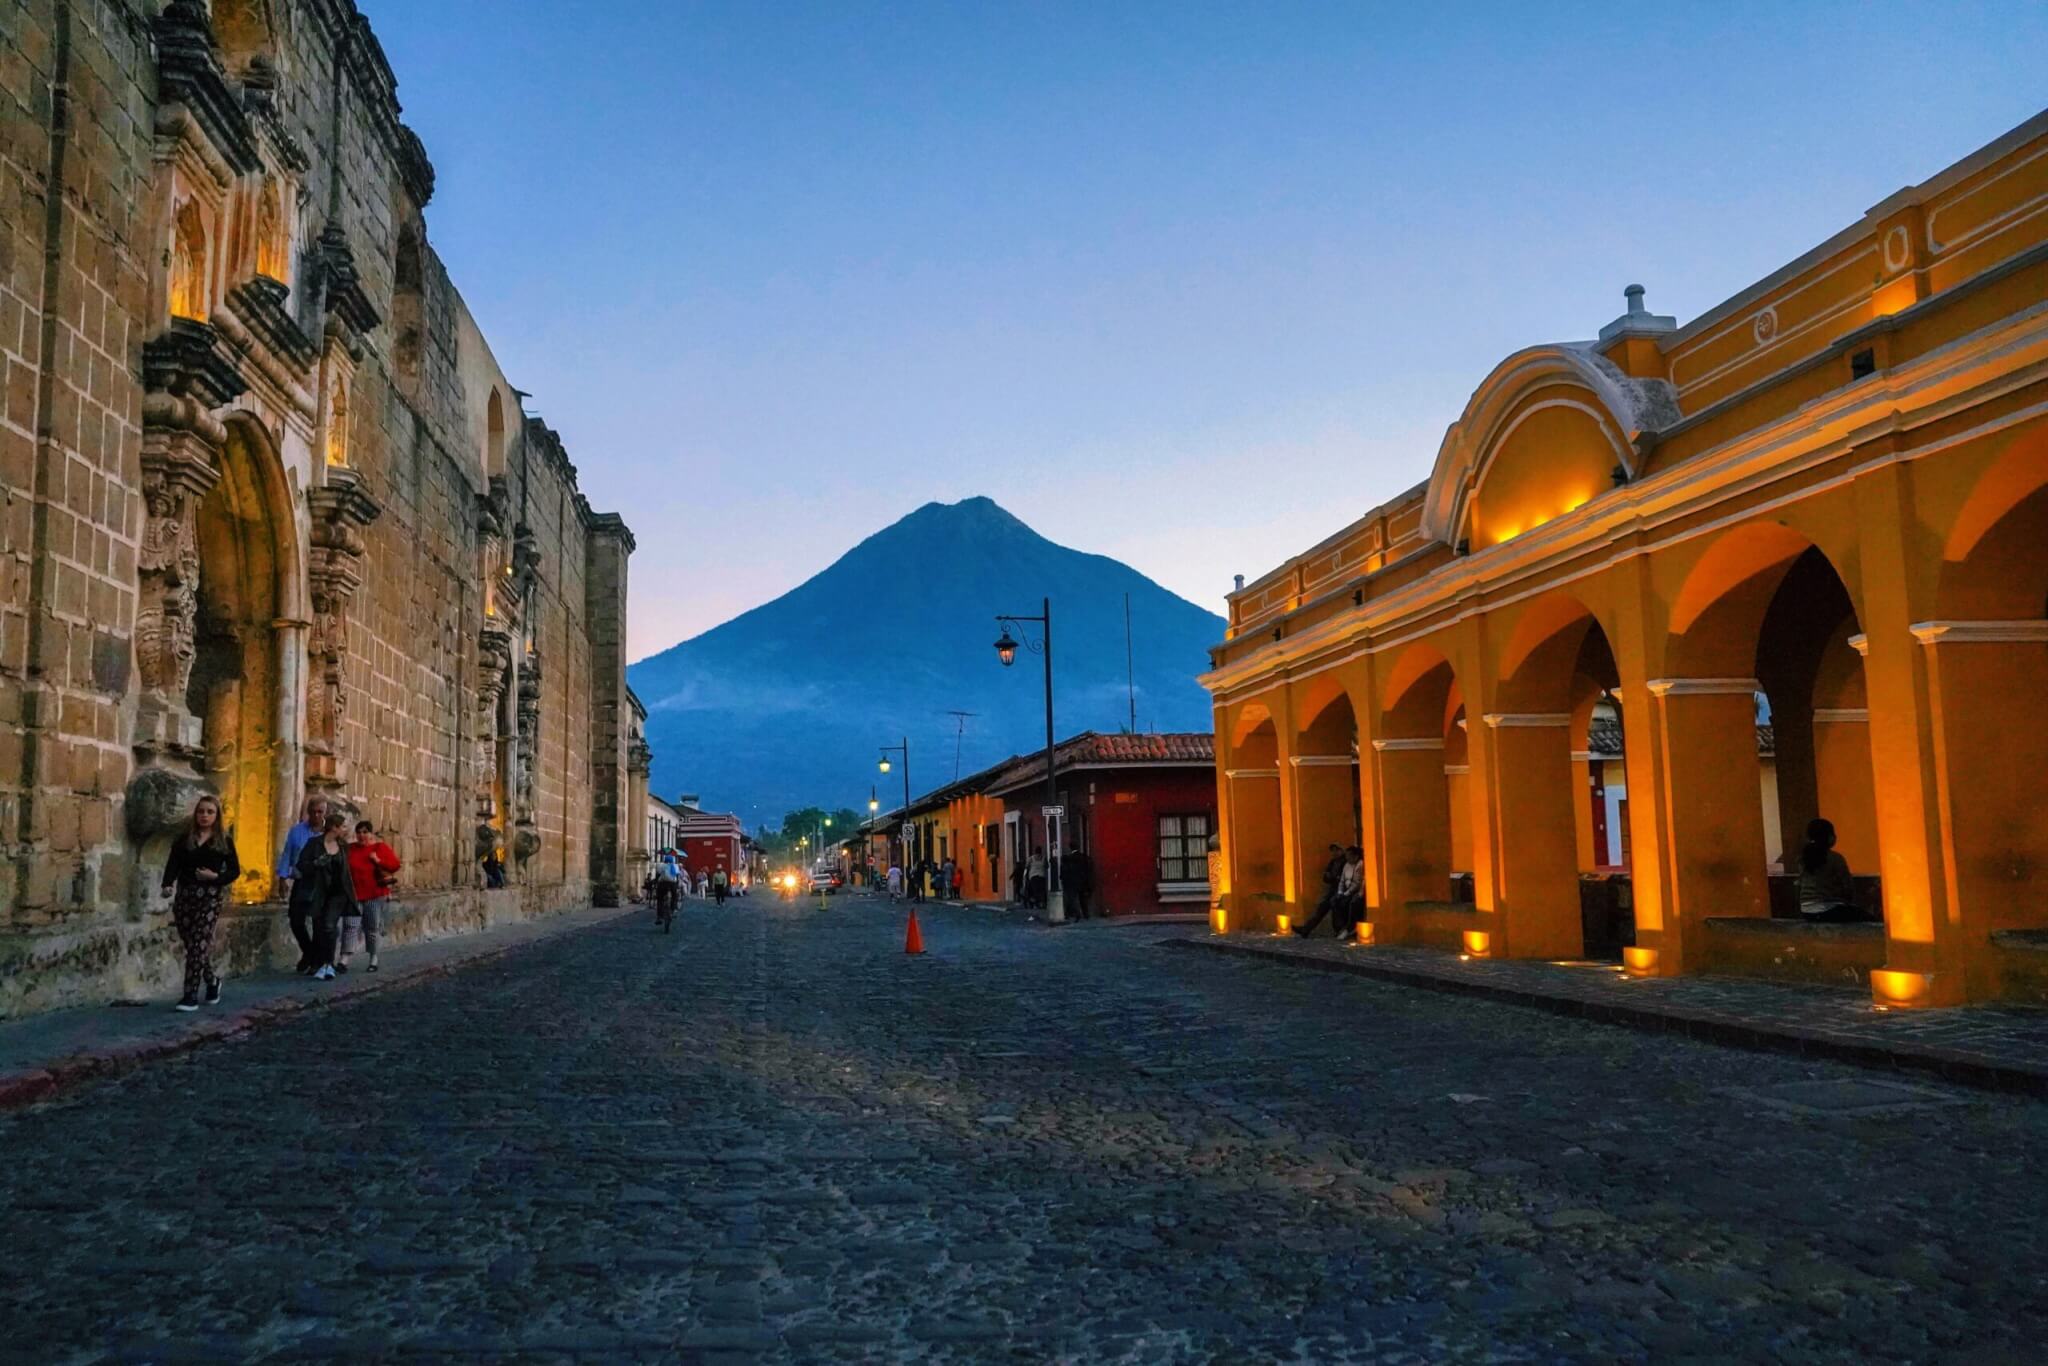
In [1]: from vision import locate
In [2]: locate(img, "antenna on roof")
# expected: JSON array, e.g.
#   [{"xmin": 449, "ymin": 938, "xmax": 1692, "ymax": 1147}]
[
  {"xmin": 1124, "ymin": 592, "xmax": 1137, "ymax": 734},
  {"xmin": 945, "ymin": 710, "xmax": 977, "ymax": 779}
]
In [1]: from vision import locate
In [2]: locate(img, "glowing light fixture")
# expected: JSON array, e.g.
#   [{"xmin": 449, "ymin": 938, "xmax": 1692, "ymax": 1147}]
[
  {"xmin": 1351, "ymin": 922, "xmax": 1375, "ymax": 947},
  {"xmin": 1622, "ymin": 946, "xmax": 1660, "ymax": 975},
  {"xmin": 1210, "ymin": 906, "xmax": 1228, "ymax": 935},
  {"xmin": 1275, "ymin": 913, "xmax": 1292, "ymax": 936},
  {"xmin": 1462, "ymin": 930, "xmax": 1491, "ymax": 957},
  {"xmin": 1870, "ymin": 968, "xmax": 1936, "ymax": 1008},
  {"xmin": 993, "ymin": 628, "xmax": 1020, "ymax": 667}
]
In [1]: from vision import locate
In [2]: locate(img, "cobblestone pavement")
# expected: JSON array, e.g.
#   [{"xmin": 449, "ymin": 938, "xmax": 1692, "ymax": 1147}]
[
  {"xmin": 1175, "ymin": 931, "xmax": 2048, "ymax": 1092},
  {"xmin": 3, "ymin": 895, "xmax": 2044, "ymax": 1363}
]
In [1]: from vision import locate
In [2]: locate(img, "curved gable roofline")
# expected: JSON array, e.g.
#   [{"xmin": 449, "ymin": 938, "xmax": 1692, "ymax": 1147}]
[{"xmin": 1421, "ymin": 342, "xmax": 1679, "ymax": 544}]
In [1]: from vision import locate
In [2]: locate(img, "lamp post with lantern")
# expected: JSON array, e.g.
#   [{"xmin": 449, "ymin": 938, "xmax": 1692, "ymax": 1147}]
[
  {"xmin": 879, "ymin": 739, "xmax": 910, "ymax": 876},
  {"xmin": 993, "ymin": 598, "xmax": 1063, "ymax": 924}
]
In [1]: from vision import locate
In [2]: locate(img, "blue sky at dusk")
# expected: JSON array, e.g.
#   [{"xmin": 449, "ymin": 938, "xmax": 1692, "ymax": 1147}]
[{"xmin": 367, "ymin": 2, "xmax": 2047, "ymax": 659}]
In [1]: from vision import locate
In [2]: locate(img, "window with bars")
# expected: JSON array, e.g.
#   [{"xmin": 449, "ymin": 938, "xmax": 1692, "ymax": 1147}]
[{"xmin": 1157, "ymin": 814, "xmax": 1211, "ymax": 882}]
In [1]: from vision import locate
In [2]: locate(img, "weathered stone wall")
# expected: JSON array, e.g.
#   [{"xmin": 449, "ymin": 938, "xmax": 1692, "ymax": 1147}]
[{"xmin": 0, "ymin": 0, "xmax": 635, "ymax": 1017}]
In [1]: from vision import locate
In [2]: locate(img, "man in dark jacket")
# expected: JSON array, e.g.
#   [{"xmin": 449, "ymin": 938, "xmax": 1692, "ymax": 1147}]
[
  {"xmin": 1061, "ymin": 846, "xmax": 1095, "ymax": 919},
  {"xmin": 1295, "ymin": 843, "xmax": 1350, "ymax": 938}
]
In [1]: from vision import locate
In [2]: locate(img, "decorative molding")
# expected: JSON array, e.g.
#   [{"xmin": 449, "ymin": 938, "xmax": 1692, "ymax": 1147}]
[
  {"xmin": 1645, "ymin": 677, "xmax": 1760, "ymax": 697},
  {"xmin": 1570, "ymin": 750, "xmax": 1596, "ymax": 762},
  {"xmin": 1371, "ymin": 737, "xmax": 1445, "ymax": 751},
  {"xmin": 1911, "ymin": 619, "xmax": 2048, "ymax": 645},
  {"xmin": 1752, "ymin": 306, "xmax": 1779, "ymax": 345},
  {"xmin": 1847, "ymin": 633, "xmax": 1870, "ymax": 656},
  {"xmin": 1289, "ymin": 754, "xmax": 1355, "ymax": 767},
  {"xmin": 1442, "ymin": 764, "xmax": 1471, "ymax": 776},
  {"xmin": 314, "ymin": 223, "xmax": 381, "ymax": 335},
  {"xmin": 1812, "ymin": 708, "xmax": 1870, "ymax": 723},
  {"xmin": 1225, "ymin": 767, "xmax": 1281, "ymax": 780},
  {"xmin": 225, "ymin": 275, "xmax": 317, "ymax": 370},
  {"xmin": 1482, "ymin": 713, "xmax": 1570, "ymax": 728},
  {"xmin": 152, "ymin": 1, "xmax": 263, "ymax": 176}
]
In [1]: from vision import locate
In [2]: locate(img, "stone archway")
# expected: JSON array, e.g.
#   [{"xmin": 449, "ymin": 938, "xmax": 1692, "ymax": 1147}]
[{"xmin": 188, "ymin": 416, "xmax": 299, "ymax": 901}]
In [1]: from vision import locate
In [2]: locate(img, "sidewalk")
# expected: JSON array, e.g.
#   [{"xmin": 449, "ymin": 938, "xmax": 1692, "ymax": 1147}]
[
  {"xmin": 1171, "ymin": 932, "xmax": 2048, "ymax": 1097},
  {"xmin": 0, "ymin": 903, "xmax": 636, "ymax": 1111}
]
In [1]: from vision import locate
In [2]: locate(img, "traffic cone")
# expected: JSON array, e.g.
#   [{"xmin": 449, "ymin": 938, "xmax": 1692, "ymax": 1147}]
[{"xmin": 904, "ymin": 910, "xmax": 925, "ymax": 955}]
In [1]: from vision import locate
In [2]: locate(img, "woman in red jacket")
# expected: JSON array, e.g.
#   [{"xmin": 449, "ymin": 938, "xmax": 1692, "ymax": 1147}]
[{"xmin": 344, "ymin": 819, "xmax": 401, "ymax": 972}]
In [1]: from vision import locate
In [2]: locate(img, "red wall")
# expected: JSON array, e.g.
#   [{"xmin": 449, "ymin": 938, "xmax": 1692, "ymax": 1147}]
[
  {"xmin": 680, "ymin": 834, "xmax": 741, "ymax": 876},
  {"xmin": 1014, "ymin": 766, "xmax": 1216, "ymax": 916}
]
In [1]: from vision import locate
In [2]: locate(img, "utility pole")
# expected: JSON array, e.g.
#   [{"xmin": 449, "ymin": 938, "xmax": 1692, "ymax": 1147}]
[{"xmin": 945, "ymin": 710, "xmax": 977, "ymax": 780}]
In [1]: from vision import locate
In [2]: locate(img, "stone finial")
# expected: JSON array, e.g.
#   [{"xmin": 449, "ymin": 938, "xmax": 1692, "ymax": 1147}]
[
  {"xmin": 1598, "ymin": 282, "xmax": 1677, "ymax": 342},
  {"xmin": 1233, "ymin": 574, "xmax": 1245, "ymax": 592}
]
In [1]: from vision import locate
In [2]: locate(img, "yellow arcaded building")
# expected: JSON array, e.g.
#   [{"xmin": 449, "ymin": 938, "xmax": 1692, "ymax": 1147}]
[{"xmin": 1201, "ymin": 110, "xmax": 2048, "ymax": 1007}]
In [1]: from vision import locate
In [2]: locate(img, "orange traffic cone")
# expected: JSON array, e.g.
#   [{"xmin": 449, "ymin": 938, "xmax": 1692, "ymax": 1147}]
[{"xmin": 904, "ymin": 910, "xmax": 925, "ymax": 955}]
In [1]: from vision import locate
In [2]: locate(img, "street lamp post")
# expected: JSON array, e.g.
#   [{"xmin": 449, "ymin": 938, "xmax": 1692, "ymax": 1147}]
[
  {"xmin": 879, "ymin": 738, "xmax": 910, "ymax": 877},
  {"xmin": 993, "ymin": 597, "xmax": 1063, "ymax": 924}
]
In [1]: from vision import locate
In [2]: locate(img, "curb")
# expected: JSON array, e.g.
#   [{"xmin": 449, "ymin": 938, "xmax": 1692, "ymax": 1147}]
[
  {"xmin": 0, "ymin": 908, "xmax": 635, "ymax": 1114},
  {"xmin": 1167, "ymin": 936, "xmax": 2048, "ymax": 1099}
]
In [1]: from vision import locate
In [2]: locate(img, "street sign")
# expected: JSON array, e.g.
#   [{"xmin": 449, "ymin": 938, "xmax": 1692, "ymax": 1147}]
[
  {"xmin": 900, "ymin": 822, "xmax": 915, "ymax": 842},
  {"xmin": 1043, "ymin": 805, "xmax": 1064, "ymax": 818}
]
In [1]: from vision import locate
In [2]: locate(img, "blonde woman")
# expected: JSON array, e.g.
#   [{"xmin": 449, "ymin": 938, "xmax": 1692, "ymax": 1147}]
[{"xmin": 159, "ymin": 794, "xmax": 239, "ymax": 1010}]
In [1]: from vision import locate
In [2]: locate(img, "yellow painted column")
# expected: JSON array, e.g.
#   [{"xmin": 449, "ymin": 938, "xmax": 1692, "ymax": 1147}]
[
  {"xmin": 1210, "ymin": 704, "xmax": 1235, "ymax": 924},
  {"xmin": 1368, "ymin": 736, "xmax": 1447, "ymax": 946},
  {"xmin": 1644, "ymin": 679, "xmax": 1774, "ymax": 966},
  {"xmin": 1270, "ymin": 689, "xmax": 1303, "ymax": 930},
  {"xmin": 1914, "ymin": 620, "xmax": 2048, "ymax": 996},
  {"xmin": 1855, "ymin": 461, "xmax": 1963, "ymax": 1005},
  {"xmin": 1476, "ymin": 712, "xmax": 1583, "ymax": 958}
]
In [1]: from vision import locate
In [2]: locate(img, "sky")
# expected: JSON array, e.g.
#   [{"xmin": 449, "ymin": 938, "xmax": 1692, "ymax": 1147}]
[{"xmin": 366, "ymin": 1, "xmax": 2048, "ymax": 662}]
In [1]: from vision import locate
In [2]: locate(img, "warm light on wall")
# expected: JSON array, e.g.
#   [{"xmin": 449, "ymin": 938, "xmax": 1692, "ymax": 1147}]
[
  {"xmin": 1351, "ymin": 921, "xmax": 1375, "ymax": 946},
  {"xmin": 1462, "ymin": 930, "xmax": 1491, "ymax": 956},
  {"xmin": 1275, "ymin": 913, "xmax": 1292, "ymax": 936},
  {"xmin": 1211, "ymin": 906, "xmax": 1228, "ymax": 935},
  {"xmin": 1622, "ymin": 946, "xmax": 1659, "ymax": 975},
  {"xmin": 1870, "ymin": 968, "xmax": 1937, "ymax": 1007}
]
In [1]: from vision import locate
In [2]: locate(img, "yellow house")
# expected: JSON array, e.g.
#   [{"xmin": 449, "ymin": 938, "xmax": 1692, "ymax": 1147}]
[{"xmin": 1202, "ymin": 110, "xmax": 2048, "ymax": 1007}]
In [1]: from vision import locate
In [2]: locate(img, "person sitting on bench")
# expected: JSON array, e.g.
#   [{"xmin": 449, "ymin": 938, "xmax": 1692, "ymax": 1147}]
[{"xmin": 1796, "ymin": 818, "xmax": 1870, "ymax": 923}]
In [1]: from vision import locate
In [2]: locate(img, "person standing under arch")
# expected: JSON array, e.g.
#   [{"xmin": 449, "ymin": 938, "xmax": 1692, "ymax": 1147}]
[{"xmin": 159, "ymin": 794, "xmax": 239, "ymax": 1010}]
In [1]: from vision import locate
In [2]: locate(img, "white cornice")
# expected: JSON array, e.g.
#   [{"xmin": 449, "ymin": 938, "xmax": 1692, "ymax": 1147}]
[
  {"xmin": 1646, "ymin": 677, "xmax": 1760, "ymax": 698},
  {"xmin": 1225, "ymin": 768, "xmax": 1280, "ymax": 780},
  {"xmin": 1812, "ymin": 708, "xmax": 1870, "ymax": 723},
  {"xmin": 1483, "ymin": 713, "xmax": 1570, "ymax": 728},
  {"xmin": 1289, "ymin": 754, "xmax": 1356, "ymax": 767},
  {"xmin": 1911, "ymin": 619, "xmax": 2048, "ymax": 645},
  {"xmin": 1371, "ymin": 737, "xmax": 1444, "ymax": 752}
]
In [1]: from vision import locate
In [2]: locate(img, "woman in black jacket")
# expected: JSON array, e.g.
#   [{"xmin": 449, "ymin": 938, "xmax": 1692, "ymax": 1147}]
[
  {"xmin": 293, "ymin": 811, "xmax": 360, "ymax": 981},
  {"xmin": 160, "ymin": 794, "xmax": 239, "ymax": 1010}
]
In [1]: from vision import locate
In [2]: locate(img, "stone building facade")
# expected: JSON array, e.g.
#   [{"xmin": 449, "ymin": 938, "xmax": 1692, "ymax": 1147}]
[{"xmin": 0, "ymin": 0, "xmax": 636, "ymax": 1016}]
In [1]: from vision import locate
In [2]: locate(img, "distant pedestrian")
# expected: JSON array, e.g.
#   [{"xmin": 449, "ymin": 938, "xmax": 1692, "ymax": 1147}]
[
  {"xmin": 940, "ymin": 857, "xmax": 957, "ymax": 901},
  {"xmin": 1010, "ymin": 855, "xmax": 1025, "ymax": 904},
  {"xmin": 1797, "ymin": 818, "xmax": 1869, "ymax": 923},
  {"xmin": 695, "ymin": 870, "xmax": 709, "ymax": 899},
  {"xmin": 345, "ymin": 820, "xmax": 401, "ymax": 972},
  {"xmin": 292, "ymin": 812, "xmax": 359, "ymax": 981},
  {"xmin": 159, "ymin": 793, "xmax": 239, "ymax": 1010},
  {"xmin": 713, "ymin": 868, "xmax": 729, "ymax": 904},
  {"xmin": 909, "ymin": 858, "xmax": 929, "ymax": 904},
  {"xmin": 277, "ymin": 792, "xmax": 329, "ymax": 972},
  {"xmin": 1062, "ymin": 845, "xmax": 1095, "ymax": 920},
  {"xmin": 1025, "ymin": 850, "xmax": 1047, "ymax": 910},
  {"xmin": 481, "ymin": 846, "xmax": 506, "ymax": 888},
  {"xmin": 887, "ymin": 862, "xmax": 905, "ymax": 900}
]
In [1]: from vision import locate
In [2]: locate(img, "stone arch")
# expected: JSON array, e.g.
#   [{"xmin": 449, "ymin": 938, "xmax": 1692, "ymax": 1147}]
[
  {"xmin": 1493, "ymin": 591, "xmax": 1618, "ymax": 715},
  {"xmin": 1423, "ymin": 344, "xmax": 1673, "ymax": 546},
  {"xmin": 1373, "ymin": 643, "xmax": 1466, "ymax": 912},
  {"xmin": 190, "ymin": 414, "xmax": 301, "ymax": 901},
  {"xmin": 486, "ymin": 388, "xmax": 508, "ymax": 478},
  {"xmin": 210, "ymin": 0, "xmax": 281, "ymax": 75},
  {"xmin": 170, "ymin": 200, "xmax": 210, "ymax": 322},
  {"xmin": 1291, "ymin": 678, "xmax": 1361, "ymax": 903}
]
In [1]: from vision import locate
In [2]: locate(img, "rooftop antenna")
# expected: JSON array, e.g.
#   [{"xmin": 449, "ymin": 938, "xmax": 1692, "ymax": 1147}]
[
  {"xmin": 1123, "ymin": 591, "xmax": 1137, "ymax": 734},
  {"xmin": 945, "ymin": 710, "xmax": 978, "ymax": 779}
]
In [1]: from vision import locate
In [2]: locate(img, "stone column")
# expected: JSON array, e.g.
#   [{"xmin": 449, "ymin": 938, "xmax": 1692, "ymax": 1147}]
[
  {"xmin": 302, "ymin": 468, "xmax": 379, "ymax": 793},
  {"xmin": 1369, "ymin": 737, "xmax": 1449, "ymax": 943},
  {"xmin": 584, "ymin": 514, "xmax": 634, "ymax": 907}
]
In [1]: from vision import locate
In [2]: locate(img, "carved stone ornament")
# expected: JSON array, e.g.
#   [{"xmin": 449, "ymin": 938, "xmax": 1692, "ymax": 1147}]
[
  {"xmin": 301, "ymin": 468, "xmax": 381, "ymax": 785},
  {"xmin": 152, "ymin": 0, "xmax": 263, "ymax": 176},
  {"xmin": 226, "ymin": 275, "xmax": 316, "ymax": 370},
  {"xmin": 315, "ymin": 222, "xmax": 381, "ymax": 335}
]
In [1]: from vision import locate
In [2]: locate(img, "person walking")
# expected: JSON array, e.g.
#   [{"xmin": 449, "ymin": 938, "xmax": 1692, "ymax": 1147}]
[
  {"xmin": 886, "ymin": 862, "xmax": 905, "ymax": 901},
  {"xmin": 1025, "ymin": 849, "xmax": 1047, "ymax": 910},
  {"xmin": 712, "ymin": 867, "xmax": 729, "ymax": 905},
  {"xmin": 159, "ymin": 793, "xmax": 239, "ymax": 1010},
  {"xmin": 292, "ymin": 811, "xmax": 359, "ymax": 981},
  {"xmin": 277, "ymin": 792, "xmax": 329, "ymax": 973},
  {"xmin": 1062, "ymin": 845, "xmax": 1095, "ymax": 920},
  {"xmin": 909, "ymin": 857, "xmax": 928, "ymax": 904},
  {"xmin": 939, "ymin": 856, "xmax": 957, "ymax": 902},
  {"xmin": 695, "ymin": 869, "xmax": 709, "ymax": 900},
  {"xmin": 1296, "ymin": 845, "xmax": 1363, "ymax": 938},
  {"xmin": 345, "ymin": 819, "xmax": 401, "ymax": 972}
]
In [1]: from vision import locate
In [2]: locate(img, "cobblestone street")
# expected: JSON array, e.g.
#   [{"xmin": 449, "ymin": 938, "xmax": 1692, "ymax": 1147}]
[{"xmin": 3, "ymin": 895, "xmax": 2043, "ymax": 1363}]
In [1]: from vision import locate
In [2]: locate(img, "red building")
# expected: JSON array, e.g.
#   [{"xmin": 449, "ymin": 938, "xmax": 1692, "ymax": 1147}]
[
  {"xmin": 675, "ymin": 805, "xmax": 745, "ymax": 882},
  {"xmin": 880, "ymin": 732, "xmax": 1216, "ymax": 916}
]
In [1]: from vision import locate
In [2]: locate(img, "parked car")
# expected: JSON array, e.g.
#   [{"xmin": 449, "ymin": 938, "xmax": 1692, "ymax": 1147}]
[{"xmin": 807, "ymin": 866, "xmax": 843, "ymax": 896}]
